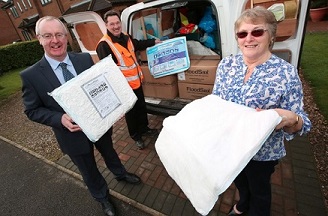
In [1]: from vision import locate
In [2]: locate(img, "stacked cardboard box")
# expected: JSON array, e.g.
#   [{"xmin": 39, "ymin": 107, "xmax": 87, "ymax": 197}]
[
  {"xmin": 141, "ymin": 64, "xmax": 178, "ymax": 99},
  {"xmin": 177, "ymin": 55, "xmax": 221, "ymax": 100},
  {"xmin": 248, "ymin": 0, "xmax": 299, "ymax": 41}
]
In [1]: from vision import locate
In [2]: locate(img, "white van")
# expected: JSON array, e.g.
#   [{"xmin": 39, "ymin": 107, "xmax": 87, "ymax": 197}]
[{"xmin": 62, "ymin": 0, "xmax": 309, "ymax": 116}]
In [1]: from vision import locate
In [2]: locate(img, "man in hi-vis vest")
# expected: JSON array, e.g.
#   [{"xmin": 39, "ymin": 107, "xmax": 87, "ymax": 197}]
[{"xmin": 96, "ymin": 10, "xmax": 161, "ymax": 150}]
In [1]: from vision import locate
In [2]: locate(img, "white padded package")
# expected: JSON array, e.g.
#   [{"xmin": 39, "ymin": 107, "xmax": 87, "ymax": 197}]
[
  {"xmin": 155, "ymin": 95, "xmax": 282, "ymax": 215},
  {"xmin": 49, "ymin": 56, "xmax": 137, "ymax": 142}
]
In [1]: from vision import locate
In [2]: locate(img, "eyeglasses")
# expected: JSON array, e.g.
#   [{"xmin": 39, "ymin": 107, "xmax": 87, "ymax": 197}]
[
  {"xmin": 236, "ymin": 29, "xmax": 268, "ymax": 39},
  {"xmin": 107, "ymin": 21, "xmax": 121, "ymax": 27},
  {"xmin": 39, "ymin": 33, "xmax": 67, "ymax": 40}
]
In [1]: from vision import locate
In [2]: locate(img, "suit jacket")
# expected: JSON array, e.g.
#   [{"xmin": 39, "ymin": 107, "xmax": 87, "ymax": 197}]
[{"xmin": 20, "ymin": 52, "xmax": 95, "ymax": 156}]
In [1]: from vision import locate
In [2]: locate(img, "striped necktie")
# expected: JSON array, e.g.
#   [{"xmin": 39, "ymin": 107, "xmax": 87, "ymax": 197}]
[{"xmin": 59, "ymin": 62, "xmax": 75, "ymax": 82}]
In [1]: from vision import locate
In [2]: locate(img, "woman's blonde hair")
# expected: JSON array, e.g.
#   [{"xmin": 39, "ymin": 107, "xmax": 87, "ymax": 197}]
[{"xmin": 235, "ymin": 6, "xmax": 277, "ymax": 49}]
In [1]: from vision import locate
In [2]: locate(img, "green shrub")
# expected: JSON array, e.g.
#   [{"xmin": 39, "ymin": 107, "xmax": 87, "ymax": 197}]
[{"xmin": 0, "ymin": 40, "xmax": 44, "ymax": 74}]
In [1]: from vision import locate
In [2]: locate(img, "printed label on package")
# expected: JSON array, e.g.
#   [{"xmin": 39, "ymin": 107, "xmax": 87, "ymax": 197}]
[
  {"xmin": 82, "ymin": 74, "xmax": 121, "ymax": 119},
  {"xmin": 146, "ymin": 37, "xmax": 190, "ymax": 78}
]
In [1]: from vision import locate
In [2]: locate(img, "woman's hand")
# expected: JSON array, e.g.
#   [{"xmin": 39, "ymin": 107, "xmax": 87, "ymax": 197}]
[
  {"xmin": 273, "ymin": 108, "xmax": 300, "ymax": 130},
  {"xmin": 256, "ymin": 108, "xmax": 302, "ymax": 133}
]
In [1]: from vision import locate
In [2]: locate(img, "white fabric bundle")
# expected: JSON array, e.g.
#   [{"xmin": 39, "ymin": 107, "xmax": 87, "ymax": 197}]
[
  {"xmin": 49, "ymin": 56, "xmax": 137, "ymax": 142},
  {"xmin": 155, "ymin": 95, "xmax": 281, "ymax": 215}
]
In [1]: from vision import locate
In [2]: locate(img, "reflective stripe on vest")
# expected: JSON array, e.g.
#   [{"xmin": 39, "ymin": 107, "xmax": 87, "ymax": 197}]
[{"xmin": 98, "ymin": 34, "xmax": 142, "ymax": 89}]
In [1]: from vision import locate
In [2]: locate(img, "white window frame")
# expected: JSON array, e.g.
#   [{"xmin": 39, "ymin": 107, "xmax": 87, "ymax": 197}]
[
  {"xmin": 26, "ymin": 0, "xmax": 32, "ymax": 8},
  {"xmin": 22, "ymin": 30, "xmax": 32, "ymax": 41},
  {"xmin": 17, "ymin": 2, "xmax": 23, "ymax": 12},
  {"xmin": 40, "ymin": 0, "xmax": 52, "ymax": 6},
  {"xmin": 10, "ymin": 6, "xmax": 19, "ymax": 18},
  {"xmin": 21, "ymin": 0, "xmax": 28, "ymax": 10}
]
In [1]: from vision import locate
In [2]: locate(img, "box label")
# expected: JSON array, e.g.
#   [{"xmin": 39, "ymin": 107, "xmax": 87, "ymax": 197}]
[
  {"xmin": 178, "ymin": 82, "xmax": 213, "ymax": 100},
  {"xmin": 146, "ymin": 37, "xmax": 190, "ymax": 78},
  {"xmin": 82, "ymin": 74, "xmax": 121, "ymax": 119}
]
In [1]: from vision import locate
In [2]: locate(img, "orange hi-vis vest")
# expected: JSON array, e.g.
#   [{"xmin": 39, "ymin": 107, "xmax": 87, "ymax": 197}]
[{"xmin": 98, "ymin": 33, "xmax": 143, "ymax": 89}]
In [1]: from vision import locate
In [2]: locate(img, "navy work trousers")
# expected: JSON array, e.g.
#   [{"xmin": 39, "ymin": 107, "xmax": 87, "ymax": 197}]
[{"xmin": 125, "ymin": 86, "xmax": 149, "ymax": 141}]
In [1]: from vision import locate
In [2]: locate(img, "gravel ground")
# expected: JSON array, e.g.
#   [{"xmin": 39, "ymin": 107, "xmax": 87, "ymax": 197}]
[
  {"xmin": 0, "ymin": 93, "xmax": 63, "ymax": 161},
  {"xmin": 0, "ymin": 70, "xmax": 327, "ymax": 207},
  {"xmin": 299, "ymin": 71, "xmax": 328, "ymax": 208}
]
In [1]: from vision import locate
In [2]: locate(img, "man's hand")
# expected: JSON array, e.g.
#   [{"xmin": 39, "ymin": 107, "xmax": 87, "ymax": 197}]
[
  {"xmin": 155, "ymin": 39, "xmax": 162, "ymax": 44},
  {"xmin": 61, "ymin": 114, "xmax": 82, "ymax": 132}
]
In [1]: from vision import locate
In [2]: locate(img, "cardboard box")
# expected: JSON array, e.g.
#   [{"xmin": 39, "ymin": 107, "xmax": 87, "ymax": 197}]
[
  {"xmin": 161, "ymin": 10, "xmax": 175, "ymax": 31},
  {"xmin": 143, "ymin": 82, "xmax": 178, "ymax": 99},
  {"xmin": 141, "ymin": 64, "xmax": 178, "ymax": 99},
  {"xmin": 276, "ymin": 19, "xmax": 297, "ymax": 37},
  {"xmin": 141, "ymin": 64, "xmax": 177, "ymax": 84},
  {"xmin": 247, "ymin": 0, "xmax": 299, "ymax": 39},
  {"xmin": 178, "ymin": 55, "xmax": 220, "ymax": 84},
  {"xmin": 178, "ymin": 82, "xmax": 213, "ymax": 100}
]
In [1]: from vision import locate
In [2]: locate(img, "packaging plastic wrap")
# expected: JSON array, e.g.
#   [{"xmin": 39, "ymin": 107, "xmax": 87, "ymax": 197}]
[
  {"xmin": 155, "ymin": 95, "xmax": 282, "ymax": 215},
  {"xmin": 49, "ymin": 56, "xmax": 137, "ymax": 142},
  {"xmin": 187, "ymin": 41, "xmax": 218, "ymax": 55}
]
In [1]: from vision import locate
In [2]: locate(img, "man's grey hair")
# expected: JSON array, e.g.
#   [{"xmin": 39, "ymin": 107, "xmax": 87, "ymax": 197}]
[{"xmin": 35, "ymin": 16, "xmax": 68, "ymax": 35}]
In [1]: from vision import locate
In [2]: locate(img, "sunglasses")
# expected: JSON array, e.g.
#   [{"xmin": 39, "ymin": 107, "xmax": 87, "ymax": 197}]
[{"xmin": 236, "ymin": 29, "xmax": 268, "ymax": 39}]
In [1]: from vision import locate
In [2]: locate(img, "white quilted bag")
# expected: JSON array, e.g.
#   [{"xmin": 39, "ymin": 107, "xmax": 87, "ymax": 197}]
[
  {"xmin": 49, "ymin": 56, "xmax": 137, "ymax": 142},
  {"xmin": 155, "ymin": 95, "xmax": 281, "ymax": 215}
]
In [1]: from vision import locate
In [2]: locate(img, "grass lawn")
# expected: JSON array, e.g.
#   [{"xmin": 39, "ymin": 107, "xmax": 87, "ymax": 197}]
[
  {"xmin": 0, "ymin": 68, "xmax": 23, "ymax": 105},
  {"xmin": 300, "ymin": 32, "xmax": 328, "ymax": 120}
]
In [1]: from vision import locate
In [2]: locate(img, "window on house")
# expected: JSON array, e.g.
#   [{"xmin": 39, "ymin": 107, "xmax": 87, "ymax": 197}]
[
  {"xmin": 40, "ymin": 0, "xmax": 52, "ymax": 6},
  {"xmin": 21, "ymin": 0, "xmax": 28, "ymax": 10},
  {"xmin": 10, "ymin": 7, "xmax": 19, "ymax": 18},
  {"xmin": 26, "ymin": 0, "xmax": 32, "ymax": 8},
  {"xmin": 22, "ymin": 30, "xmax": 32, "ymax": 41},
  {"xmin": 17, "ymin": 2, "xmax": 23, "ymax": 12}
]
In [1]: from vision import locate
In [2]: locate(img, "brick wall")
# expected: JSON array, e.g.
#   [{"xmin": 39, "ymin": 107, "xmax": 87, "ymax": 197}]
[
  {"xmin": 0, "ymin": 0, "xmax": 96, "ymax": 46},
  {"xmin": 0, "ymin": 10, "xmax": 20, "ymax": 45}
]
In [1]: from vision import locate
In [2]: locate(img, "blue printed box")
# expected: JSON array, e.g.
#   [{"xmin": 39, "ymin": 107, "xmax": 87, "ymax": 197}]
[{"xmin": 146, "ymin": 37, "xmax": 190, "ymax": 78}]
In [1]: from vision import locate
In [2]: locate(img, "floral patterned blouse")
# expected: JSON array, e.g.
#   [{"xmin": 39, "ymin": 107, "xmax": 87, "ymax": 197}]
[{"xmin": 212, "ymin": 53, "xmax": 311, "ymax": 161}]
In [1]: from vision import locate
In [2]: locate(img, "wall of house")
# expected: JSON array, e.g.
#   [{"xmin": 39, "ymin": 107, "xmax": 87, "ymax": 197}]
[
  {"xmin": 0, "ymin": 0, "xmax": 83, "ymax": 45},
  {"xmin": 0, "ymin": 0, "xmax": 137, "ymax": 46},
  {"xmin": 60, "ymin": 0, "xmax": 83, "ymax": 14},
  {"xmin": 1, "ymin": 0, "xmax": 65, "ymax": 45},
  {"xmin": 35, "ymin": 1, "xmax": 62, "ymax": 18},
  {"xmin": 11, "ymin": 2, "xmax": 39, "ymax": 41},
  {"xmin": 0, "ymin": 10, "xmax": 20, "ymax": 45}
]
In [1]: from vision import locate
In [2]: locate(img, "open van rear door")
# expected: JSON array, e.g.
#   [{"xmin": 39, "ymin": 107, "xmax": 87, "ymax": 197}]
[
  {"xmin": 121, "ymin": 0, "xmax": 309, "ymax": 67},
  {"xmin": 62, "ymin": 0, "xmax": 310, "ymax": 116},
  {"xmin": 62, "ymin": 12, "xmax": 106, "ymax": 63}
]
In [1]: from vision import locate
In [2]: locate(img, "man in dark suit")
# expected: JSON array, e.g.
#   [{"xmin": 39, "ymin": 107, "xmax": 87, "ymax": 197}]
[{"xmin": 20, "ymin": 16, "xmax": 140, "ymax": 216}]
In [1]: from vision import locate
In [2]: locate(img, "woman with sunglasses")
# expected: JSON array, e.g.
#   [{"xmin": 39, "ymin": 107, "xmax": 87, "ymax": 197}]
[{"xmin": 212, "ymin": 6, "xmax": 311, "ymax": 216}]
